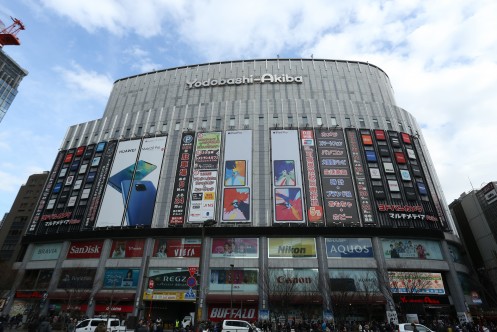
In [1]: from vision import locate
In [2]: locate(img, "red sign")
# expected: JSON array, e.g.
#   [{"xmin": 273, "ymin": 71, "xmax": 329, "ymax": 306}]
[
  {"xmin": 148, "ymin": 279, "xmax": 155, "ymax": 289},
  {"xmin": 67, "ymin": 240, "xmax": 104, "ymax": 259},
  {"xmin": 208, "ymin": 307, "xmax": 258, "ymax": 322},
  {"xmin": 15, "ymin": 291, "xmax": 45, "ymax": 299},
  {"xmin": 76, "ymin": 146, "xmax": 86, "ymax": 156},
  {"xmin": 374, "ymin": 130, "xmax": 386, "ymax": 140},
  {"xmin": 361, "ymin": 134, "xmax": 373, "ymax": 145},
  {"xmin": 187, "ymin": 277, "xmax": 197, "ymax": 288},
  {"xmin": 188, "ymin": 267, "xmax": 198, "ymax": 276},
  {"xmin": 401, "ymin": 133, "xmax": 411, "ymax": 144},
  {"xmin": 64, "ymin": 153, "xmax": 74, "ymax": 163},
  {"xmin": 153, "ymin": 238, "xmax": 201, "ymax": 258}
]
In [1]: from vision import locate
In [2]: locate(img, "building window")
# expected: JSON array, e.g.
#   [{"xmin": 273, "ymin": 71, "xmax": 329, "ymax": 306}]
[
  {"xmin": 149, "ymin": 125, "xmax": 155, "ymax": 133},
  {"xmin": 126, "ymin": 128, "xmax": 131, "ymax": 137},
  {"xmin": 316, "ymin": 117, "xmax": 323, "ymax": 126},
  {"xmin": 386, "ymin": 120, "xmax": 392, "ymax": 129},
  {"xmin": 244, "ymin": 117, "xmax": 249, "ymax": 127},
  {"xmin": 302, "ymin": 115, "xmax": 308, "ymax": 125},
  {"xmin": 175, "ymin": 122, "xmax": 180, "ymax": 131},
  {"xmin": 216, "ymin": 118, "xmax": 221, "ymax": 128},
  {"xmin": 273, "ymin": 115, "xmax": 279, "ymax": 127},
  {"xmin": 359, "ymin": 118, "xmax": 366, "ymax": 128},
  {"xmin": 330, "ymin": 117, "xmax": 337, "ymax": 126},
  {"xmin": 202, "ymin": 120, "xmax": 207, "ymax": 129},
  {"xmin": 372, "ymin": 118, "xmax": 379, "ymax": 128},
  {"xmin": 137, "ymin": 126, "xmax": 142, "ymax": 135},
  {"xmin": 229, "ymin": 117, "xmax": 235, "ymax": 127},
  {"xmin": 345, "ymin": 117, "xmax": 351, "ymax": 127},
  {"xmin": 162, "ymin": 122, "xmax": 168, "ymax": 131},
  {"xmin": 188, "ymin": 120, "xmax": 194, "ymax": 130}
]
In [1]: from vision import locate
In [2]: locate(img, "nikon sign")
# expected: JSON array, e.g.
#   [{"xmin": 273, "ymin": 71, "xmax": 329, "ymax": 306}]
[{"xmin": 186, "ymin": 73, "xmax": 303, "ymax": 89}]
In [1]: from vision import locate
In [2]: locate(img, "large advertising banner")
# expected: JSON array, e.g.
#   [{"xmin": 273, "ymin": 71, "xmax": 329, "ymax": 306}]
[
  {"xmin": 222, "ymin": 130, "xmax": 252, "ymax": 223},
  {"xmin": 110, "ymin": 239, "xmax": 145, "ymax": 258},
  {"xmin": 381, "ymin": 238, "xmax": 443, "ymax": 260},
  {"xmin": 188, "ymin": 132, "xmax": 222, "ymax": 223},
  {"xmin": 269, "ymin": 268, "xmax": 319, "ymax": 292},
  {"xmin": 152, "ymin": 238, "xmax": 201, "ymax": 258},
  {"xmin": 328, "ymin": 269, "xmax": 380, "ymax": 292},
  {"xmin": 95, "ymin": 139, "xmax": 142, "ymax": 227},
  {"xmin": 346, "ymin": 129, "xmax": 375, "ymax": 224},
  {"xmin": 209, "ymin": 268, "xmax": 258, "ymax": 292},
  {"xmin": 168, "ymin": 133, "xmax": 195, "ymax": 226},
  {"xmin": 211, "ymin": 238, "xmax": 258, "ymax": 258},
  {"xmin": 271, "ymin": 130, "xmax": 305, "ymax": 224},
  {"xmin": 300, "ymin": 130, "xmax": 324, "ymax": 224},
  {"xmin": 315, "ymin": 129, "xmax": 360, "ymax": 226},
  {"xmin": 325, "ymin": 238, "xmax": 374, "ymax": 258},
  {"xmin": 103, "ymin": 268, "xmax": 140, "ymax": 289},
  {"xmin": 66, "ymin": 240, "xmax": 104, "ymax": 259},
  {"xmin": 31, "ymin": 243, "xmax": 63, "ymax": 261},
  {"xmin": 268, "ymin": 238, "xmax": 317, "ymax": 258},
  {"xmin": 388, "ymin": 271, "xmax": 445, "ymax": 295},
  {"xmin": 84, "ymin": 141, "xmax": 117, "ymax": 228},
  {"xmin": 124, "ymin": 136, "xmax": 167, "ymax": 227}
]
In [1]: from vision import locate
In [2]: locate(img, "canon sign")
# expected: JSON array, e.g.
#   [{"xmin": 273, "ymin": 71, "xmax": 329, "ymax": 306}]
[{"xmin": 186, "ymin": 73, "xmax": 303, "ymax": 89}]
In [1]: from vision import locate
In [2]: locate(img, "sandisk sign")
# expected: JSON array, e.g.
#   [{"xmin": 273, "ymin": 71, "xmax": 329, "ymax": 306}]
[
  {"xmin": 186, "ymin": 73, "xmax": 303, "ymax": 89},
  {"xmin": 67, "ymin": 240, "xmax": 104, "ymax": 259}
]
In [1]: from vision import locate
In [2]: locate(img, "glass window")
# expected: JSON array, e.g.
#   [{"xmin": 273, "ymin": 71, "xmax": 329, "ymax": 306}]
[
  {"xmin": 175, "ymin": 122, "xmax": 180, "ymax": 131},
  {"xmin": 330, "ymin": 117, "xmax": 337, "ymax": 126},
  {"xmin": 316, "ymin": 117, "xmax": 323, "ymax": 126}
]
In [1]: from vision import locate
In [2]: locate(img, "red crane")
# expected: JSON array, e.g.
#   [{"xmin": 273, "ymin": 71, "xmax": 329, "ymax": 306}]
[{"xmin": 0, "ymin": 17, "xmax": 25, "ymax": 47}]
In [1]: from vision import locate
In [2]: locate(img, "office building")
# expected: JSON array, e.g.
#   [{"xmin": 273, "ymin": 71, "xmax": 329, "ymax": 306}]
[{"xmin": 0, "ymin": 48, "xmax": 27, "ymax": 123}]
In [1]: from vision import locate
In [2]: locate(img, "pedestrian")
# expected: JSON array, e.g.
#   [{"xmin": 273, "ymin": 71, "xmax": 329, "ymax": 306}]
[
  {"xmin": 38, "ymin": 316, "xmax": 52, "ymax": 332},
  {"xmin": 135, "ymin": 319, "xmax": 149, "ymax": 332},
  {"xmin": 95, "ymin": 322, "xmax": 107, "ymax": 332}
]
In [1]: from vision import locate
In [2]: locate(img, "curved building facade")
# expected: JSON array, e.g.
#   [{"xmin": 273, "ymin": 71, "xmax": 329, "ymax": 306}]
[{"xmin": 5, "ymin": 59, "xmax": 476, "ymax": 326}]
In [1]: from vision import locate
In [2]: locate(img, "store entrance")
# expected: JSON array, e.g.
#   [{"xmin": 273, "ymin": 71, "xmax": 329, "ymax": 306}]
[{"xmin": 142, "ymin": 300, "xmax": 195, "ymax": 329}]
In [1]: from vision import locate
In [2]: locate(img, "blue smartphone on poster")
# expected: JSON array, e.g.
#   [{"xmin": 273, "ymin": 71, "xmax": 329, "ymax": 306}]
[
  {"xmin": 121, "ymin": 180, "xmax": 157, "ymax": 226},
  {"xmin": 108, "ymin": 160, "xmax": 157, "ymax": 192}
]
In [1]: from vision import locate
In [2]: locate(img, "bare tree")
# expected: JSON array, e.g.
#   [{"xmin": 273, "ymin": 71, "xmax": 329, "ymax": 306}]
[
  {"xmin": 57, "ymin": 268, "xmax": 96, "ymax": 320},
  {"xmin": 328, "ymin": 272, "xmax": 357, "ymax": 325},
  {"xmin": 354, "ymin": 270, "xmax": 382, "ymax": 322}
]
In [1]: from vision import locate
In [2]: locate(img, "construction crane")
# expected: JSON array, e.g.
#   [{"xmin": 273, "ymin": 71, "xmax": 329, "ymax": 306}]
[{"xmin": 0, "ymin": 17, "xmax": 25, "ymax": 47}]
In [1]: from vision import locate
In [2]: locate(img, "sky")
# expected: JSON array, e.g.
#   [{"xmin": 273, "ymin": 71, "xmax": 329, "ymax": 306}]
[{"xmin": 0, "ymin": 0, "xmax": 496, "ymax": 218}]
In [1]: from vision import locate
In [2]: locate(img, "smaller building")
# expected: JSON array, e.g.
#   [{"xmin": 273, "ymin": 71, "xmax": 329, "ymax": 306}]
[{"xmin": 449, "ymin": 182, "xmax": 497, "ymax": 312}]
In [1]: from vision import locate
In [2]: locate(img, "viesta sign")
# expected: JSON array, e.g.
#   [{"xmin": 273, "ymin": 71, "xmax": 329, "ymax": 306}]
[{"xmin": 186, "ymin": 73, "xmax": 303, "ymax": 89}]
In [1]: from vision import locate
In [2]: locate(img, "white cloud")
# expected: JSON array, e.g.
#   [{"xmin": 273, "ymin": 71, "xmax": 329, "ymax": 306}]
[{"xmin": 54, "ymin": 62, "xmax": 113, "ymax": 100}]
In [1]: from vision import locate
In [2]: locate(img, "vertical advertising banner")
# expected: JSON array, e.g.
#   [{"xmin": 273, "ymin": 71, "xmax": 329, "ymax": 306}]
[
  {"xmin": 300, "ymin": 130, "xmax": 324, "ymax": 224},
  {"xmin": 123, "ymin": 136, "xmax": 167, "ymax": 227},
  {"xmin": 271, "ymin": 130, "xmax": 305, "ymax": 224},
  {"xmin": 84, "ymin": 141, "xmax": 117, "ymax": 228},
  {"xmin": 188, "ymin": 132, "xmax": 222, "ymax": 223},
  {"xmin": 346, "ymin": 129, "xmax": 375, "ymax": 225},
  {"xmin": 95, "ymin": 139, "xmax": 142, "ymax": 227},
  {"xmin": 28, "ymin": 151, "xmax": 65, "ymax": 233},
  {"xmin": 315, "ymin": 129, "xmax": 360, "ymax": 226},
  {"xmin": 168, "ymin": 133, "xmax": 195, "ymax": 226},
  {"xmin": 222, "ymin": 130, "xmax": 252, "ymax": 223}
]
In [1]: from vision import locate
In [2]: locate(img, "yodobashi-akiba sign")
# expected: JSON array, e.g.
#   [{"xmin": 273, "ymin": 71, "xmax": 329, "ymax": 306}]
[{"xmin": 186, "ymin": 74, "xmax": 303, "ymax": 89}]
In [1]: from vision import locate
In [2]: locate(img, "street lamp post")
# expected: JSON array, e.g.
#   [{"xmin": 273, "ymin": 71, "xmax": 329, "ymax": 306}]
[
  {"xmin": 195, "ymin": 219, "xmax": 217, "ymax": 331},
  {"xmin": 230, "ymin": 264, "xmax": 234, "ymax": 314}
]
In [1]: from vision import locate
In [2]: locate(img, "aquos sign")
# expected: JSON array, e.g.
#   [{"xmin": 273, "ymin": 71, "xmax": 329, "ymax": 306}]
[{"xmin": 186, "ymin": 73, "xmax": 303, "ymax": 89}]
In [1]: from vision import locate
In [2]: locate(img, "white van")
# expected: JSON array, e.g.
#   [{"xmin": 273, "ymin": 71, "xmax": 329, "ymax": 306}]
[
  {"xmin": 221, "ymin": 320, "xmax": 258, "ymax": 332},
  {"xmin": 75, "ymin": 318, "xmax": 126, "ymax": 332}
]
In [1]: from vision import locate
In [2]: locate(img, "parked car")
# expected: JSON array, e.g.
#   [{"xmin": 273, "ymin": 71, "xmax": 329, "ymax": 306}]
[
  {"xmin": 75, "ymin": 318, "xmax": 126, "ymax": 332},
  {"xmin": 396, "ymin": 323, "xmax": 434, "ymax": 332},
  {"xmin": 221, "ymin": 320, "xmax": 260, "ymax": 332}
]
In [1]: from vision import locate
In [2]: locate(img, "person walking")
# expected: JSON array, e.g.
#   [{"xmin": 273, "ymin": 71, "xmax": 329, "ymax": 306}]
[{"xmin": 37, "ymin": 316, "xmax": 52, "ymax": 332}]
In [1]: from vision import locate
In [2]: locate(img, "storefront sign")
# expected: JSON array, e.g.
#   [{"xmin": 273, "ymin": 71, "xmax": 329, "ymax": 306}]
[
  {"xmin": 396, "ymin": 295, "xmax": 449, "ymax": 305},
  {"xmin": 67, "ymin": 240, "xmax": 104, "ymax": 259},
  {"xmin": 325, "ymin": 238, "xmax": 373, "ymax": 258},
  {"xmin": 268, "ymin": 238, "xmax": 316, "ymax": 258},
  {"xmin": 31, "ymin": 243, "xmax": 63, "ymax": 261},
  {"xmin": 153, "ymin": 238, "xmax": 201, "ymax": 258},
  {"xmin": 208, "ymin": 307, "xmax": 258, "ymax": 321},
  {"xmin": 15, "ymin": 291, "xmax": 45, "ymax": 299},
  {"xmin": 94, "ymin": 304, "xmax": 134, "ymax": 312}
]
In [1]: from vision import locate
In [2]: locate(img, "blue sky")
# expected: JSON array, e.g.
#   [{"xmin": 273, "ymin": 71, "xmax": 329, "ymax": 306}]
[{"xmin": 1, "ymin": 0, "xmax": 496, "ymax": 217}]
